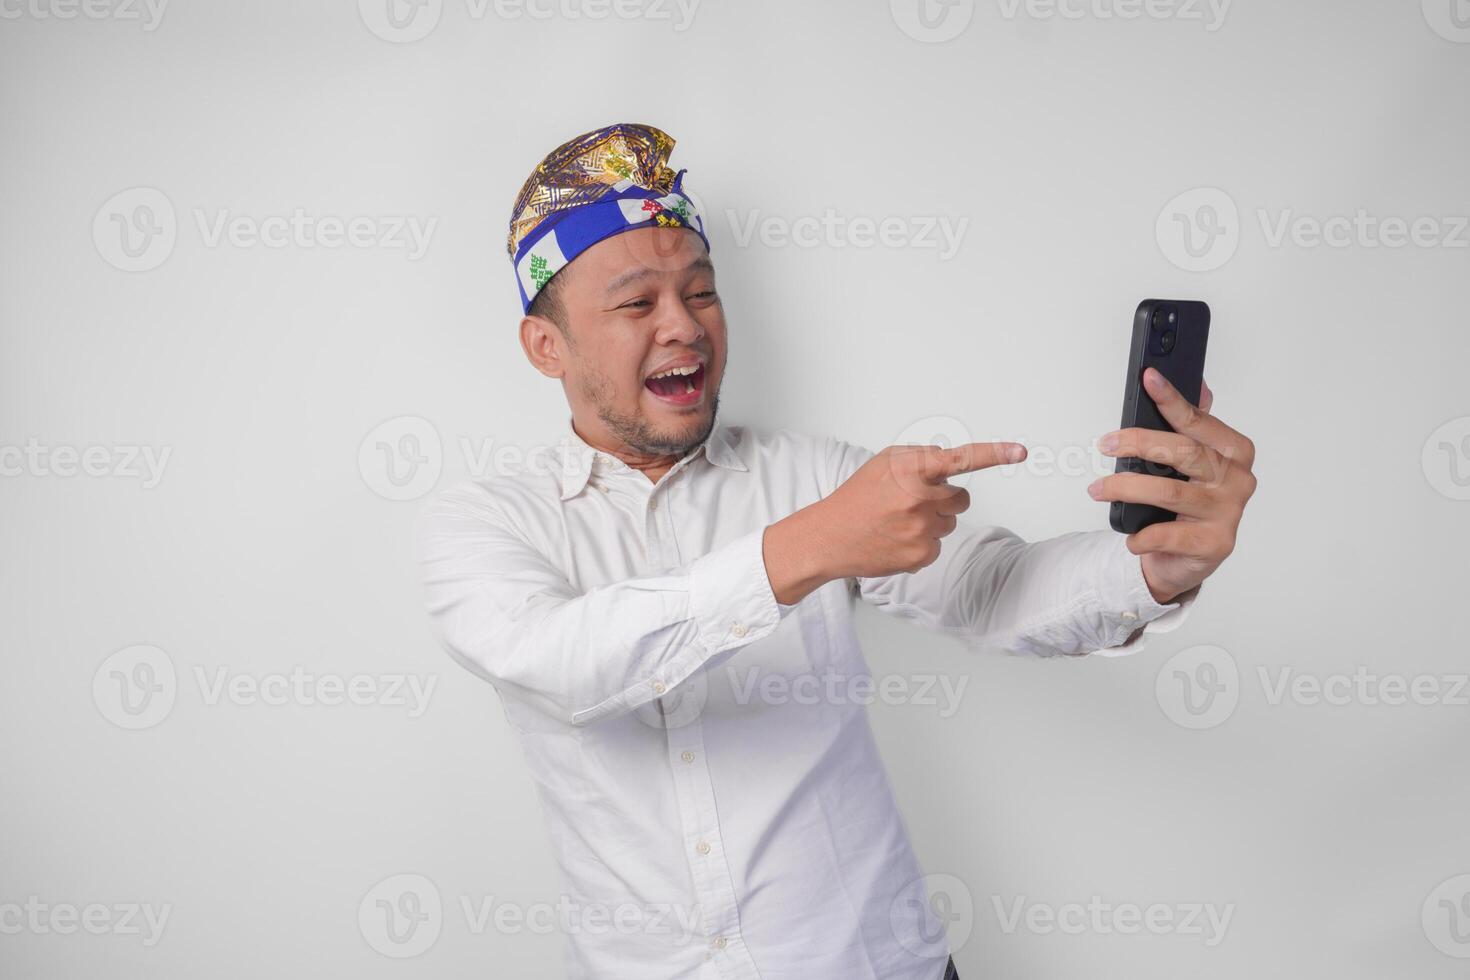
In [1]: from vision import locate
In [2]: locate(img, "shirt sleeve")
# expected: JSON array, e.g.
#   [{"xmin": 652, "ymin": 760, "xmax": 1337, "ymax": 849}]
[
  {"xmin": 417, "ymin": 482, "xmax": 790, "ymax": 726},
  {"xmin": 825, "ymin": 439, "xmax": 1199, "ymax": 657}
]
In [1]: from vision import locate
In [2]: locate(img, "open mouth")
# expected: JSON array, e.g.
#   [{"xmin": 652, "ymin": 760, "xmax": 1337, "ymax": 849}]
[{"xmin": 643, "ymin": 362, "xmax": 706, "ymax": 408}]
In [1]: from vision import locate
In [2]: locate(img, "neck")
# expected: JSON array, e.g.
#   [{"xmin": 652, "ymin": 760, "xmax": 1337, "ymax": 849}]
[{"xmin": 571, "ymin": 418, "xmax": 683, "ymax": 484}]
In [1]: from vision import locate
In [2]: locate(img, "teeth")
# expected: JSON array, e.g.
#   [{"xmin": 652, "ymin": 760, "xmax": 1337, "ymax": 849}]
[
  {"xmin": 684, "ymin": 378, "xmax": 694, "ymax": 394},
  {"xmin": 649, "ymin": 364, "xmax": 700, "ymax": 380}
]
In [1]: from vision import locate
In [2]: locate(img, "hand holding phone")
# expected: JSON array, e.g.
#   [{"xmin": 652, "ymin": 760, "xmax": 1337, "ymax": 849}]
[{"xmin": 1091, "ymin": 298, "xmax": 1258, "ymax": 604}]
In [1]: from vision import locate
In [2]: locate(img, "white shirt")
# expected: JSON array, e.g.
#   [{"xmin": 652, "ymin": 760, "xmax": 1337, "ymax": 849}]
[{"xmin": 417, "ymin": 420, "xmax": 1192, "ymax": 980}]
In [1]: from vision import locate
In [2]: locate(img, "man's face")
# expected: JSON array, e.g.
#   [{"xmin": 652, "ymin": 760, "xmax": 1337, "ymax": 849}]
[{"xmin": 532, "ymin": 227, "xmax": 726, "ymax": 458}]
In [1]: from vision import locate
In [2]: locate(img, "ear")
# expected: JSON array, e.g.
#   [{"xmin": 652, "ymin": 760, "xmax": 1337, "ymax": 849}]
[{"xmin": 519, "ymin": 315, "xmax": 567, "ymax": 378}]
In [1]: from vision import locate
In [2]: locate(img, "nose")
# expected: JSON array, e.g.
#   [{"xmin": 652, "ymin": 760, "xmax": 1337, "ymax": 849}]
[{"xmin": 652, "ymin": 296, "xmax": 705, "ymax": 346}]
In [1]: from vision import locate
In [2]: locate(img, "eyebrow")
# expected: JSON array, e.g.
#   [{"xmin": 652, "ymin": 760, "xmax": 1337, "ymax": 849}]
[{"xmin": 604, "ymin": 255, "xmax": 714, "ymax": 295}]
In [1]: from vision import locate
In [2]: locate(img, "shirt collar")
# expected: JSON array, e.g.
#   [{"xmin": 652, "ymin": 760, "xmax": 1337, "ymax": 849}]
[{"xmin": 556, "ymin": 417, "xmax": 747, "ymax": 500}]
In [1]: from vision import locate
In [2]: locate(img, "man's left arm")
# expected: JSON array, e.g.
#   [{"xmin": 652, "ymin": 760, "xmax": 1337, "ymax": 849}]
[{"xmin": 853, "ymin": 370, "xmax": 1256, "ymax": 656}]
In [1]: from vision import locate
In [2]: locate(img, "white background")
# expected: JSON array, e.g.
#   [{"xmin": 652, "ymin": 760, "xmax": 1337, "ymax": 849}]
[{"xmin": 2, "ymin": 0, "xmax": 1468, "ymax": 976}]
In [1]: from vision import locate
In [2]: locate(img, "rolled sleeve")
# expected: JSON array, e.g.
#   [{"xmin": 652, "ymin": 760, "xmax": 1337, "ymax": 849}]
[
  {"xmin": 1090, "ymin": 533, "xmax": 1201, "ymax": 657},
  {"xmin": 690, "ymin": 528, "xmax": 785, "ymax": 655}
]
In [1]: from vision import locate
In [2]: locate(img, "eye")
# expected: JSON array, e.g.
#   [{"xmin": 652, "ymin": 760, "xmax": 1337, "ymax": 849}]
[
  {"xmin": 615, "ymin": 297, "xmax": 653, "ymax": 310},
  {"xmin": 688, "ymin": 289, "xmax": 718, "ymax": 302}
]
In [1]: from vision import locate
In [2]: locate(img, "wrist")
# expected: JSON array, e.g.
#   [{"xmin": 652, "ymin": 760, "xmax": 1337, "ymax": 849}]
[
  {"xmin": 1139, "ymin": 554, "xmax": 1184, "ymax": 605},
  {"xmin": 763, "ymin": 502, "xmax": 840, "ymax": 605}
]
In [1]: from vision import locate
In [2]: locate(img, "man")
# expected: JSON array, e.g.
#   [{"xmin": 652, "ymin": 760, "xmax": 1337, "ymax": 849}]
[{"xmin": 418, "ymin": 123, "xmax": 1256, "ymax": 980}]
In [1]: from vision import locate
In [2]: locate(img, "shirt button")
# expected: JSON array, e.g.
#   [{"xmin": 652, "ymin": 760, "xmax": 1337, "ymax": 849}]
[
  {"xmin": 652, "ymin": 681, "xmax": 667, "ymax": 695},
  {"xmin": 648, "ymin": 500, "xmax": 658, "ymax": 511},
  {"xmin": 681, "ymin": 751, "xmax": 695, "ymax": 764},
  {"xmin": 696, "ymin": 841, "xmax": 711, "ymax": 856},
  {"xmin": 1121, "ymin": 611, "xmax": 1139, "ymax": 623},
  {"xmin": 712, "ymin": 937, "xmax": 728, "ymax": 950},
  {"xmin": 731, "ymin": 624, "xmax": 748, "ymax": 638}
]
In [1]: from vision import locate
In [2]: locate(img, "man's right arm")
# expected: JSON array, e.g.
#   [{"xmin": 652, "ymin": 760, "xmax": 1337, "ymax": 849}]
[{"xmin": 417, "ymin": 483, "xmax": 791, "ymax": 728}]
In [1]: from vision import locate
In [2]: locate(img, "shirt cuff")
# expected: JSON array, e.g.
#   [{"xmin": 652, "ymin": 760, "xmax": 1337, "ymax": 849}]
[
  {"xmin": 689, "ymin": 528, "xmax": 789, "ymax": 655},
  {"xmin": 1090, "ymin": 533, "xmax": 1200, "ymax": 657}
]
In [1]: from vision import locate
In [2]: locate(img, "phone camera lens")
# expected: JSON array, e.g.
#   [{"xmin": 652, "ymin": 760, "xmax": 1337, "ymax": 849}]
[
  {"xmin": 1160, "ymin": 329, "xmax": 1177, "ymax": 353},
  {"xmin": 1152, "ymin": 309, "xmax": 1166, "ymax": 329}
]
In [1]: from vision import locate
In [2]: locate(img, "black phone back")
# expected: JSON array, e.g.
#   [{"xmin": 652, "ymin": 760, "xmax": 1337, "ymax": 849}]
[{"xmin": 1110, "ymin": 299, "xmax": 1210, "ymax": 534}]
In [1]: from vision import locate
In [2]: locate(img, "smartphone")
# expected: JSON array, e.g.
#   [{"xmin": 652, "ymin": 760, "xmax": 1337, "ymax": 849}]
[{"xmin": 1110, "ymin": 299, "xmax": 1210, "ymax": 534}]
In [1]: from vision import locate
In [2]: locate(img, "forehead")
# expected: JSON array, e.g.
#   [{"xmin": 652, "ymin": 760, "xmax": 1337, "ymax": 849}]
[{"xmin": 567, "ymin": 227, "xmax": 713, "ymax": 293}]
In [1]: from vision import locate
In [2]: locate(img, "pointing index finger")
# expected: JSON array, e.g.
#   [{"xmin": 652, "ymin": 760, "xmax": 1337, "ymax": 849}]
[{"xmin": 925, "ymin": 441, "xmax": 1027, "ymax": 482}]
